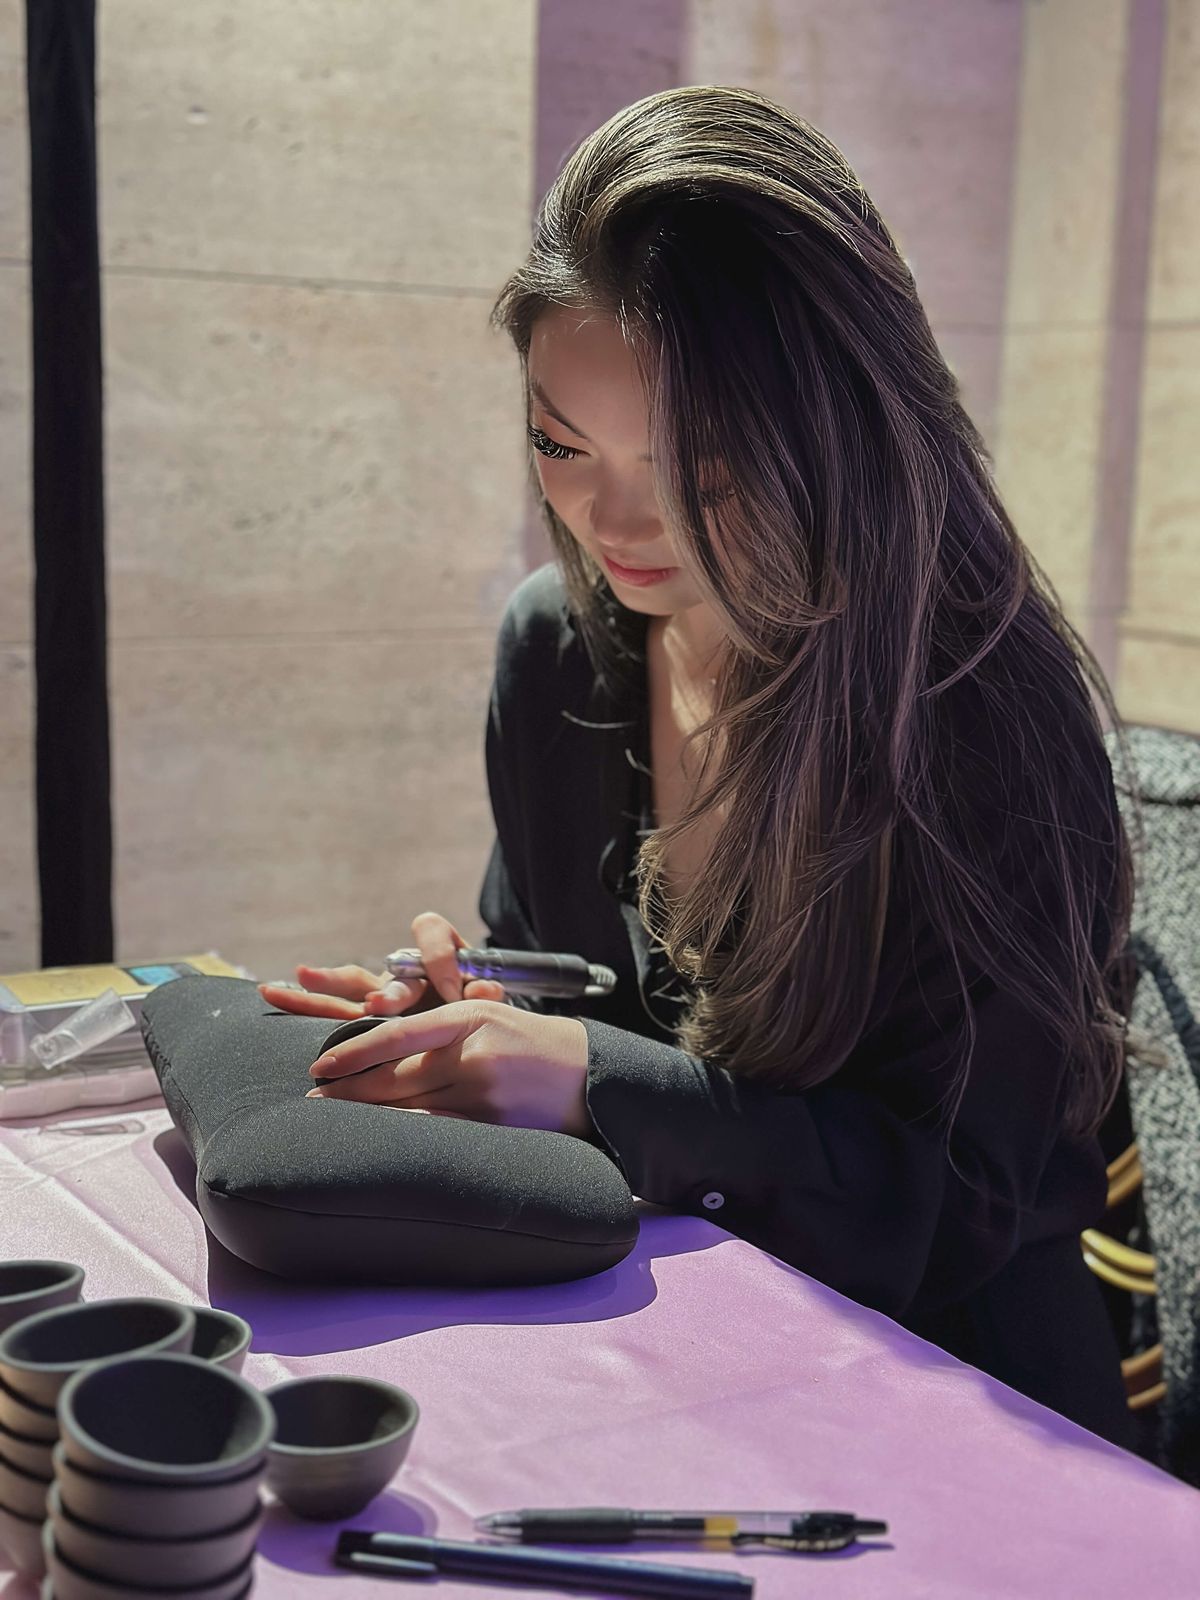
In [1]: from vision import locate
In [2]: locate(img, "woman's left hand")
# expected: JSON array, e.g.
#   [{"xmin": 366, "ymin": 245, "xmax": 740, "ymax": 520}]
[{"xmin": 304, "ymin": 1000, "xmax": 593, "ymax": 1138}]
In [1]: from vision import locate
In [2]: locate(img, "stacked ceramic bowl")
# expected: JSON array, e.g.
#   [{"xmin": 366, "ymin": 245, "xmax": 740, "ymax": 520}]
[
  {"xmin": 0, "ymin": 1283, "xmax": 196, "ymax": 1579},
  {"xmin": 0, "ymin": 1271, "xmax": 260, "ymax": 1592},
  {"xmin": 43, "ymin": 1353, "xmax": 274, "ymax": 1599},
  {"xmin": 0, "ymin": 1263, "xmax": 88, "ymax": 1577}
]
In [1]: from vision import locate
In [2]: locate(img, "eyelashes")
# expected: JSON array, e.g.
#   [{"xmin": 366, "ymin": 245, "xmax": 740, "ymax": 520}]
[
  {"xmin": 527, "ymin": 421, "xmax": 731, "ymax": 508},
  {"xmin": 527, "ymin": 424, "xmax": 580, "ymax": 462}
]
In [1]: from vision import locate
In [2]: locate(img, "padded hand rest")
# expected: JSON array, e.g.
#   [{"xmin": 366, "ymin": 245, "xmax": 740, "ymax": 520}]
[{"xmin": 141, "ymin": 976, "xmax": 638, "ymax": 1286}]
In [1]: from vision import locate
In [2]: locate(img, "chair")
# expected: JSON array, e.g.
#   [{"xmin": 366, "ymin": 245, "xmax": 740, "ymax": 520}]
[
  {"xmin": 1081, "ymin": 1141, "xmax": 1163, "ymax": 1410},
  {"xmin": 1085, "ymin": 726, "xmax": 1200, "ymax": 1483}
]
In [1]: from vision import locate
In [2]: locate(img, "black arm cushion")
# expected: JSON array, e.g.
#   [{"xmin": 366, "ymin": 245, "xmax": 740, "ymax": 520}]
[{"xmin": 140, "ymin": 976, "xmax": 638, "ymax": 1285}]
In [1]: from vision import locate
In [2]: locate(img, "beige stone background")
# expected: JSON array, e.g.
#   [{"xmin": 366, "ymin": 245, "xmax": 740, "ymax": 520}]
[{"xmin": 0, "ymin": 0, "xmax": 1196, "ymax": 977}]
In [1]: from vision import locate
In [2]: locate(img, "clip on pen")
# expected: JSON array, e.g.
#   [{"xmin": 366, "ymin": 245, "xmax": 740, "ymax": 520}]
[
  {"xmin": 475, "ymin": 1506, "xmax": 888, "ymax": 1553},
  {"xmin": 336, "ymin": 1530, "xmax": 753, "ymax": 1598}
]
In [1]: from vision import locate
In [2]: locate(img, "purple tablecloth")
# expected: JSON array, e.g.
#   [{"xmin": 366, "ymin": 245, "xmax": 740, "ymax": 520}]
[{"xmin": 2, "ymin": 1098, "xmax": 1197, "ymax": 1598}]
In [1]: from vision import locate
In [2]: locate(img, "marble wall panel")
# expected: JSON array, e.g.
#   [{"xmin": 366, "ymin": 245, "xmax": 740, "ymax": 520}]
[
  {"xmin": 0, "ymin": 4, "xmax": 26, "ymax": 261},
  {"xmin": 1003, "ymin": 0, "xmax": 1127, "ymax": 329},
  {"xmin": 0, "ymin": 262, "xmax": 35, "ymax": 966},
  {"xmin": 103, "ymin": 275, "xmax": 530, "ymax": 643},
  {"xmin": 0, "ymin": 267, "xmax": 30, "ymax": 645},
  {"xmin": 1148, "ymin": 0, "xmax": 1200, "ymax": 322},
  {"xmin": 685, "ymin": 0, "xmax": 1024, "ymax": 333},
  {"xmin": 1118, "ymin": 1, "xmax": 1200, "ymax": 733},
  {"xmin": 935, "ymin": 327, "xmax": 1002, "ymax": 452},
  {"xmin": 110, "ymin": 631, "xmax": 499, "ymax": 979},
  {"xmin": 1124, "ymin": 327, "xmax": 1200, "ymax": 642},
  {"xmin": 98, "ymin": 0, "xmax": 536, "ymax": 287},
  {"xmin": 0, "ymin": 647, "xmax": 36, "ymax": 973},
  {"xmin": 534, "ymin": 0, "xmax": 688, "ymax": 207},
  {"xmin": 1116, "ymin": 632, "xmax": 1200, "ymax": 731},
  {"xmin": 993, "ymin": 327, "xmax": 1110, "ymax": 627}
]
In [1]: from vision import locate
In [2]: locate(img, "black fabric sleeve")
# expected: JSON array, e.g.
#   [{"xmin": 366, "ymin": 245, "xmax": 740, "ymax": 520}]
[
  {"xmin": 584, "ymin": 1019, "xmax": 944, "ymax": 1317},
  {"xmin": 582, "ymin": 946, "xmax": 1099, "ymax": 1321},
  {"xmin": 476, "ymin": 598, "xmax": 552, "ymax": 1016}
]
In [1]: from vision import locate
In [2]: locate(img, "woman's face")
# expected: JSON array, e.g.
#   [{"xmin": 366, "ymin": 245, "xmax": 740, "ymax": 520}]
[{"xmin": 526, "ymin": 307, "xmax": 707, "ymax": 619}]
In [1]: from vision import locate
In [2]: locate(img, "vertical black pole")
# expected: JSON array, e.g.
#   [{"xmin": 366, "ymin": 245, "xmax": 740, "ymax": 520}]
[{"xmin": 26, "ymin": 0, "xmax": 113, "ymax": 965}]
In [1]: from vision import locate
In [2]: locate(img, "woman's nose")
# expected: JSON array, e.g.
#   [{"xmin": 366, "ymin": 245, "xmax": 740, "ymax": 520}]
[{"xmin": 589, "ymin": 491, "xmax": 662, "ymax": 549}]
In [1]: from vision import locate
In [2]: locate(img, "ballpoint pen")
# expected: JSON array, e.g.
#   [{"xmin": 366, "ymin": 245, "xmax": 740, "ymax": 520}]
[
  {"xmin": 384, "ymin": 945, "xmax": 617, "ymax": 1000},
  {"xmin": 335, "ymin": 1530, "xmax": 754, "ymax": 1597},
  {"xmin": 474, "ymin": 1507, "xmax": 889, "ymax": 1553},
  {"xmin": 302, "ymin": 944, "xmax": 616, "ymax": 1088}
]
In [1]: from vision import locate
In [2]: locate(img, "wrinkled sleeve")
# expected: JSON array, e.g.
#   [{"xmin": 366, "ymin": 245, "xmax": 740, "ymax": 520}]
[{"xmin": 581, "ymin": 949, "xmax": 1093, "ymax": 1321}]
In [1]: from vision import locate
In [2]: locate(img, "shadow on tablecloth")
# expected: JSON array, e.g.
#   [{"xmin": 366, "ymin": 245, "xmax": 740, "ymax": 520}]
[
  {"xmin": 152, "ymin": 1126, "xmax": 725, "ymax": 1355},
  {"xmin": 255, "ymin": 1488, "xmax": 436, "ymax": 1578}
]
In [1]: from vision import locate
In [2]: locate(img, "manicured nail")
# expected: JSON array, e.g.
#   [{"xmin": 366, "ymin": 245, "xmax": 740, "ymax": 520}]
[{"xmin": 305, "ymin": 1088, "xmax": 324, "ymax": 1099}]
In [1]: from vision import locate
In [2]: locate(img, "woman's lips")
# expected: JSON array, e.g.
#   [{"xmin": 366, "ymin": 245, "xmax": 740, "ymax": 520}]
[{"xmin": 602, "ymin": 554, "xmax": 677, "ymax": 588}]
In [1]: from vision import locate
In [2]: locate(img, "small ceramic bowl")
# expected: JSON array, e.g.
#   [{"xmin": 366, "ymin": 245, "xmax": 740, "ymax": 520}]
[
  {"xmin": 52, "ymin": 1442, "xmax": 264, "ymax": 1541},
  {"xmin": 0, "ymin": 1501, "xmax": 46, "ymax": 1578},
  {"xmin": 58, "ymin": 1354, "xmax": 274, "ymax": 1485},
  {"xmin": 0, "ymin": 1298, "xmax": 195, "ymax": 1409},
  {"xmin": 264, "ymin": 1375, "xmax": 418, "ymax": 1520},
  {"xmin": 0, "ymin": 1373, "xmax": 58, "ymax": 1440},
  {"xmin": 0, "ymin": 1450, "xmax": 51, "ymax": 1518},
  {"xmin": 42, "ymin": 1577, "xmax": 253, "ymax": 1600},
  {"xmin": 48, "ymin": 1481, "xmax": 263, "ymax": 1587},
  {"xmin": 43, "ymin": 1522, "xmax": 254, "ymax": 1600},
  {"xmin": 0, "ymin": 1262, "xmax": 84, "ymax": 1335},
  {"xmin": 0, "ymin": 1417, "xmax": 55, "ymax": 1476},
  {"xmin": 188, "ymin": 1308, "xmax": 251, "ymax": 1375}
]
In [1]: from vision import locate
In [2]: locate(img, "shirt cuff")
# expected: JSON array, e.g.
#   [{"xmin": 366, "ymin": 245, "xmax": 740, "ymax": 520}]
[{"xmin": 581, "ymin": 1016, "xmax": 740, "ymax": 1215}]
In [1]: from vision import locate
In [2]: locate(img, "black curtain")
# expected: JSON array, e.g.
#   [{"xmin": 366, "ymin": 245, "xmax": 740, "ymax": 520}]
[{"xmin": 26, "ymin": 0, "xmax": 112, "ymax": 965}]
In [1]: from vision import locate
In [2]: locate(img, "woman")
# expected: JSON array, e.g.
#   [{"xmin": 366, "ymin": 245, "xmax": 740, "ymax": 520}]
[{"xmin": 261, "ymin": 87, "xmax": 1134, "ymax": 1445}]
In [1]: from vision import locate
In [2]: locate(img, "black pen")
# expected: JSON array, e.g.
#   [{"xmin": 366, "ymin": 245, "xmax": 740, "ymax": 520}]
[
  {"xmin": 475, "ymin": 1507, "xmax": 888, "ymax": 1552},
  {"xmin": 335, "ymin": 1530, "xmax": 753, "ymax": 1597}
]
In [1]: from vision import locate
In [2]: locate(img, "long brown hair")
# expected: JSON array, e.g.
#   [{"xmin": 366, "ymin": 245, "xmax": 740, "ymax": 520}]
[{"xmin": 491, "ymin": 85, "xmax": 1132, "ymax": 1137}]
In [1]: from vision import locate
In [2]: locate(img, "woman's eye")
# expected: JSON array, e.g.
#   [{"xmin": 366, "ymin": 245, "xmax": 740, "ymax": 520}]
[{"xmin": 527, "ymin": 424, "xmax": 580, "ymax": 462}]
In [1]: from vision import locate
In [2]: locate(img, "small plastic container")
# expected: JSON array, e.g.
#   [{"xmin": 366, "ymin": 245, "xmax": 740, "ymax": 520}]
[{"xmin": 29, "ymin": 990, "xmax": 136, "ymax": 1069}]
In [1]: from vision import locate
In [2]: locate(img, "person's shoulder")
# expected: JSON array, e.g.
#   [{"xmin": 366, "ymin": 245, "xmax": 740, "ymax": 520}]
[
  {"xmin": 492, "ymin": 563, "xmax": 598, "ymax": 721},
  {"xmin": 496, "ymin": 563, "xmax": 576, "ymax": 665}
]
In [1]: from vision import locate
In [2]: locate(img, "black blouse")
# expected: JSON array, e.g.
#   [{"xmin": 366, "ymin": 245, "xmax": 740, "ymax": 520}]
[{"xmin": 478, "ymin": 564, "xmax": 1132, "ymax": 1442}]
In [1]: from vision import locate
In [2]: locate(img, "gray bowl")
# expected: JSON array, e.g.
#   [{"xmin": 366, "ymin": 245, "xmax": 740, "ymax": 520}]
[
  {"xmin": 0, "ymin": 1501, "xmax": 46, "ymax": 1577},
  {"xmin": 59, "ymin": 1354, "xmax": 274, "ymax": 1486},
  {"xmin": 48, "ymin": 1481, "xmax": 263, "ymax": 1587},
  {"xmin": 0, "ymin": 1417, "xmax": 55, "ymax": 1476},
  {"xmin": 0, "ymin": 1373, "xmax": 58, "ymax": 1440},
  {"xmin": 0, "ymin": 1298, "xmax": 195, "ymax": 1409},
  {"xmin": 43, "ymin": 1522, "xmax": 254, "ymax": 1600},
  {"xmin": 0, "ymin": 1262, "xmax": 84, "ymax": 1335},
  {"xmin": 41, "ymin": 1579, "xmax": 252, "ymax": 1600},
  {"xmin": 265, "ymin": 1374, "xmax": 418, "ymax": 1520},
  {"xmin": 188, "ymin": 1308, "xmax": 251, "ymax": 1375},
  {"xmin": 0, "ymin": 1451, "xmax": 51, "ymax": 1518},
  {"xmin": 51, "ymin": 1442, "xmax": 264, "ymax": 1541}
]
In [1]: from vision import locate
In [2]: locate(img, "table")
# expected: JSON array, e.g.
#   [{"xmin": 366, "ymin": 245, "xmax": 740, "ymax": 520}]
[{"xmin": 2, "ymin": 1097, "xmax": 1197, "ymax": 1598}]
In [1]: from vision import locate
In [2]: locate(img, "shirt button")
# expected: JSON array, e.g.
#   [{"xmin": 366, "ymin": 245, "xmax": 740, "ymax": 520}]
[{"xmin": 701, "ymin": 1191, "xmax": 725, "ymax": 1211}]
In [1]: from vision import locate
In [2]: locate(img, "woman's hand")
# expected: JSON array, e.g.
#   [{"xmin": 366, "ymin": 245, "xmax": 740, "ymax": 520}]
[
  {"xmin": 304, "ymin": 1000, "xmax": 592, "ymax": 1138},
  {"xmin": 257, "ymin": 913, "xmax": 506, "ymax": 1021}
]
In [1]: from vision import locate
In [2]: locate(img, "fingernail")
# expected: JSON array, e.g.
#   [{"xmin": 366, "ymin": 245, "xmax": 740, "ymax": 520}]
[{"xmin": 305, "ymin": 1088, "xmax": 324, "ymax": 1099}]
